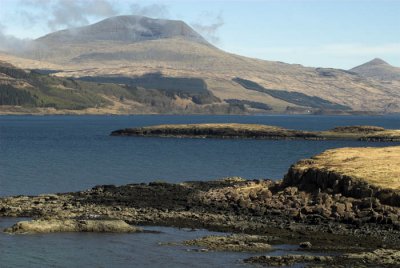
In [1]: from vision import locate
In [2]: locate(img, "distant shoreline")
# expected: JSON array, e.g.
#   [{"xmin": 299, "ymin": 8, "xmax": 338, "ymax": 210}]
[{"xmin": 0, "ymin": 109, "xmax": 392, "ymax": 117}]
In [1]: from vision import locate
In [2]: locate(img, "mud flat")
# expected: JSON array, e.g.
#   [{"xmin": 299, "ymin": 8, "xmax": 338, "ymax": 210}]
[
  {"xmin": 111, "ymin": 123, "xmax": 400, "ymax": 141},
  {"xmin": 2, "ymin": 146, "xmax": 400, "ymax": 266}
]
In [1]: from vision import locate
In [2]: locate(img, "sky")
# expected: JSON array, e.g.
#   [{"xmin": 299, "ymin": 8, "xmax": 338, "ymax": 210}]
[{"xmin": 0, "ymin": 0, "xmax": 399, "ymax": 69}]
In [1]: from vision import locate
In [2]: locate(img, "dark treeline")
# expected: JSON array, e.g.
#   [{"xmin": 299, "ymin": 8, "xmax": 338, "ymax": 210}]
[{"xmin": 0, "ymin": 85, "xmax": 37, "ymax": 106}]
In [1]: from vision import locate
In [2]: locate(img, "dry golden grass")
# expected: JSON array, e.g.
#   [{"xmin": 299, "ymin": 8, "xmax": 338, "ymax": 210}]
[
  {"xmin": 320, "ymin": 128, "xmax": 400, "ymax": 140},
  {"xmin": 295, "ymin": 146, "xmax": 400, "ymax": 190},
  {"xmin": 132, "ymin": 124, "xmax": 400, "ymax": 140},
  {"xmin": 368, "ymin": 130, "xmax": 400, "ymax": 138},
  {"xmin": 140, "ymin": 123, "xmax": 285, "ymax": 132}
]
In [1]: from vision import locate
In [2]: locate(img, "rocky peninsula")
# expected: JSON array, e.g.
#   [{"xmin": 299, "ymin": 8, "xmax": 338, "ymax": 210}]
[
  {"xmin": 1, "ymin": 146, "xmax": 400, "ymax": 266},
  {"xmin": 111, "ymin": 123, "xmax": 400, "ymax": 142}
]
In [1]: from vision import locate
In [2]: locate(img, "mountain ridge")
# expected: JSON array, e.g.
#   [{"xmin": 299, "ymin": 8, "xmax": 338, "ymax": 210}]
[
  {"xmin": 2, "ymin": 15, "xmax": 400, "ymax": 114},
  {"xmin": 36, "ymin": 15, "xmax": 210, "ymax": 45}
]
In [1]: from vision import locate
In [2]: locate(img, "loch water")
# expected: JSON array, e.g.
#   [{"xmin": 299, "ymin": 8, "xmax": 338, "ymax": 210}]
[
  {"xmin": 0, "ymin": 114, "xmax": 399, "ymax": 267},
  {"xmin": 1, "ymin": 114, "xmax": 399, "ymax": 197}
]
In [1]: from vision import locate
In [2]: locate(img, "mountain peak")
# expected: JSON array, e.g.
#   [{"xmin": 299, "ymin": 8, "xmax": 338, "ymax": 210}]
[
  {"xmin": 36, "ymin": 15, "xmax": 210, "ymax": 45},
  {"xmin": 350, "ymin": 58, "xmax": 400, "ymax": 81},
  {"xmin": 366, "ymin": 58, "xmax": 389, "ymax": 66}
]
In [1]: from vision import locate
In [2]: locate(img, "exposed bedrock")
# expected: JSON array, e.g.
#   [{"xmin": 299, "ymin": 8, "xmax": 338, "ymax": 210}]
[
  {"xmin": 283, "ymin": 147, "xmax": 400, "ymax": 207},
  {"xmin": 284, "ymin": 164, "xmax": 400, "ymax": 207},
  {"xmin": 244, "ymin": 249, "xmax": 400, "ymax": 267}
]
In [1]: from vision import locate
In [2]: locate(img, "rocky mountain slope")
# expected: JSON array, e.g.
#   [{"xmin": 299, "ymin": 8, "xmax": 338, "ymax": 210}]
[
  {"xmin": 1, "ymin": 15, "xmax": 400, "ymax": 114},
  {"xmin": 350, "ymin": 58, "xmax": 400, "ymax": 81}
]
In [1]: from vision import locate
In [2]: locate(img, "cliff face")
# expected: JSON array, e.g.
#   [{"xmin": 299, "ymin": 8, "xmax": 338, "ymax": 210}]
[{"xmin": 283, "ymin": 147, "xmax": 400, "ymax": 207}]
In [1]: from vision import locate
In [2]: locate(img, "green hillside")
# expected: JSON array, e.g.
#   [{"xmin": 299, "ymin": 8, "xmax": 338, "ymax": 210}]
[{"xmin": 0, "ymin": 62, "xmax": 248, "ymax": 114}]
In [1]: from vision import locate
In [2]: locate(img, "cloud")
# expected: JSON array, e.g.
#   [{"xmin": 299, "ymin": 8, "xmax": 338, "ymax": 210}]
[
  {"xmin": 46, "ymin": 0, "xmax": 118, "ymax": 30},
  {"xmin": 130, "ymin": 3, "xmax": 170, "ymax": 18},
  {"xmin": 15, "ymin": 1, "xmax": 172, "ymax": 31},
  {"xmin": 1, "ymin": 0, "xmax": 225, "ymax": 51},
  {"xmin": 13, "ymin": 0, "xmax": 118, "ymax": 31},
  {"xmin": 0, "ymin": 23, "xmax": 33, "ymax": 53},
  {"xmin": 191, "ymin": 12, "xmax": 224, "ymax": 44}
]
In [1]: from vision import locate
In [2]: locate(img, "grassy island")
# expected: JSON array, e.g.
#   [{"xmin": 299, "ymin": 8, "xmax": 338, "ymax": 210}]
[{"xmin": 111, "ymin": 123, "xmax": 400, "ymax": 142}]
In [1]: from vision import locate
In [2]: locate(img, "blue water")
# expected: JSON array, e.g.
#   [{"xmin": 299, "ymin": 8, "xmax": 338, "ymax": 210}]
[
  {"xmin": 0, "ymin": 218, "xmax": 275, "ymax": 268},
  {"xmin": 1, "ymin": 114, "xmax": 399, "ymax": 267},
  {"xmin": 1, "ymin": 115, "xmax": 399, "ymax": 197}
]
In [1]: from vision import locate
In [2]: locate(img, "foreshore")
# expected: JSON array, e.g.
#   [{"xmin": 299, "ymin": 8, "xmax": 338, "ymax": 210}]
[{"xmin": 1, "ymin": 146, "xmax": 400, "ymax": 266}]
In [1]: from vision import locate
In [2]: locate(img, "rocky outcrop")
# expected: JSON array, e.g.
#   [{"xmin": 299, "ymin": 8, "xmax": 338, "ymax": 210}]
[
  {"xmin": 111, "ymin": 123, "xmax": 400, "ymax": 142},
  {"xmin": 283, "ymin": 147, "xmax": 400, "ymax": 207},
  {"xmin": 244, "ymin": 249, "xmax": 400, "ymax": 267},
  {"xmin": 4, "ymin": 219, "xmax": 142, "ymax": 234},
  {"xmin": 344, "ymin": 249, "xmax": 400, "ymax": 266},
  {"xmin": 183, "ymin": 234, "xmax": 274, "ymax": 252},
  {"xmin": 244, "ymin": 255, "xmax": 334, "ymax": 267}
]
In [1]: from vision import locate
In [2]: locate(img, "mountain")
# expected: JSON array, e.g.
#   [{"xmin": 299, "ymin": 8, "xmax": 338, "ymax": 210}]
[
  {"xmin": 2, "ymin": 15, "xmax": 400, "ymax": 114},
  {"xmin": 350, "ymin": 58, "xmax": 400, "ymax": 81},
  {"xmin": 36, "ymin": 15, "xmax": 209, "ymax": 45}
]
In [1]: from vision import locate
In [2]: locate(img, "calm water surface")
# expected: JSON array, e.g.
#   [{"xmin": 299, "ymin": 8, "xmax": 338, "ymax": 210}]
[
  {"xmin": 1, "ymin": 217, "xmax": 303, "ymax": 268},
  {"xmin": 1, "ymin": 114, "xmax": 399, "ymax": 197},
  {"xmin": 0, "ymin": 115, "xmax": 399, "ymax": 267}
]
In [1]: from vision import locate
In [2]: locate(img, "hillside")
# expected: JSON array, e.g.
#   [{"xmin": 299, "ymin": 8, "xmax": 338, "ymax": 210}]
[
  {"xmin": 0, "ymin": 61, "xmax": 247, "ymax": 115},
  {"xmin": 350, "ymin": 58, "xmax": 400, "ymax": 81},
  {"xmin": 1, "ymin": 15, "xmax": 400, "ymax": 114}
]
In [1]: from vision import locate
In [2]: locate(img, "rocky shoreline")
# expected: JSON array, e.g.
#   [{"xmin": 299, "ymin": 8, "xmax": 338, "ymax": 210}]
[
  {"xmin": 111, "ymin": 124, "xmax": 400, "ymax": 142},
  {"xmin": 2, "ymin": 178, "xmax": 400, "ymax": 265},
  {"xmin": 2, "ymin": 146, "xmax": 400, "ymax": 266}
]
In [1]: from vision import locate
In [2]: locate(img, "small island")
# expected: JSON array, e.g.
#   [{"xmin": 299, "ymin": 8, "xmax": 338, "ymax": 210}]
[
  {"xmin": 2, "ymin": 146, "xmax": 400, "ymax": 266},
  {"xmin": 111, "ymin": 123, "xmax": 400, "ymax": 142}
]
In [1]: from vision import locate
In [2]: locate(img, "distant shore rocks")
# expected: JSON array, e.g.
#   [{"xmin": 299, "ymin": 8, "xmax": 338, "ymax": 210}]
[
  {"xmin": 4, "ymin": 219, "xmax": 142, "ymax": 234},
  {"xmin": 110, "ymin": 123, "xmax": 400, "ymax": 142},
  {"xmin": 183, "ymin": 234, "xmax": 274, "ymax": 252},
  {"xmin": 244, "ymin": 249, "xmax": 400, "ymax": 267},
  {"xmin": 244, "ymin": 255, "xmax": 334, "ymax": 267}
]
